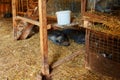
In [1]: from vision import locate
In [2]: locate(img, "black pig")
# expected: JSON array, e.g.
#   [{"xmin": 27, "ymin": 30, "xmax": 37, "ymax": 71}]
[
  {"xmin": 48, "ymin": 30, "xmax": 70, "ymax": 46},
  {"xmin": 62, "ymin": 29, "xmax": 85, "ymax": 44},
  {"xmin": 4, "ymin": 13, "xmax": 12, "ymax": 18}
]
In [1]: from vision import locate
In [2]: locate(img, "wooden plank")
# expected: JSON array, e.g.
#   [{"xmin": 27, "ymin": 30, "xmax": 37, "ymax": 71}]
[
  {"xmin": 19, "ymin": 23, "xmax": 34, "ymax": 40},
  {"xmin": 12, "ymin": 0, "xmax": 17, "ymax": 39},
  {"xmin": 17, "ymin": 12, "xmax": 26, "ymax": 15},
  {"xmin": 16, "ymin": 15, "xmax": 57, "ymax": 26},
  {"xmin": 16, "ymin": 16, "xmax": 40, "ymax": 26},
  {"xmin": 15, "ymin": 16, "xmax": 51, "ymax": 40},
  {"xmin": 52, "ymin": 50, "xmax": 84, "ymax": 69},
  {"xmin": 50, "ymin": 22, "xmax": 79, "ymax": 30},
  {"xmin": 38, "ymin": 0, "xmax": 49, "ymax": 76}
]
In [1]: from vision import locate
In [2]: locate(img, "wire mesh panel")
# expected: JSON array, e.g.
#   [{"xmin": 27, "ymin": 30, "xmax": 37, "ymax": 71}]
[
  {"xmin": 86, "ymin": 29, "xmax": 120, "ymax": 78},
  {"xmin": 89, "ymin": 30, "xmax": 120, "ymax": 63}
]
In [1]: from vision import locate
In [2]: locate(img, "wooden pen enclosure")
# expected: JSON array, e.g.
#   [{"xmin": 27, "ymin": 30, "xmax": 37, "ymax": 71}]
[
  {"xmin": 1, "ymin": 0, "xmax": 120, "ymax": 79},
  {"xmin": 84, "ymin": 12, "xmax": 120, "ymax": 79},
  {"xmin": 12, "ymin": 0, "xmax": 86, "ymax": 40},
  {"xmin": 86, "ymin": 29, "xmax": 120, "ymax": 78}
]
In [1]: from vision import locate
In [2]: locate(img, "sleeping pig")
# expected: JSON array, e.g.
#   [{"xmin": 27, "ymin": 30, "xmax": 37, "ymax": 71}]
[
  {"xmin": 62, "ymin": 29, "xmax": 85, "ymax": 44},
  {"xmin": 48, "ymin": 30, "xmax": 70, "ymax": 46}
]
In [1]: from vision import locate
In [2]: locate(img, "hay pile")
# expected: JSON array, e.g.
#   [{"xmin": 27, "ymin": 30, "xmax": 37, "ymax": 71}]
[
  {"xmin": 0, "ymin": 18, "xmax": 114, "ymax": 80},
  {"xmin": 83, "ymin": 12, "xmax": 120, "ymax": 36}
]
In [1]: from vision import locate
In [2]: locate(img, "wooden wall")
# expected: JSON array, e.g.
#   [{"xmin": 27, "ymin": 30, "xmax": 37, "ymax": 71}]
[
  {"xmin": 47, "ymin": 0, "xmax": 81, "ymax": 15},
  {"xmin": 0, "ymin": 0, "xmax": 82, "ymax": 17},
  {"xmin": 0, "ymin": 0, "xmax": 11, "ymax": 17},
  {"xmin": 15, "ymin": 0, "xmax": 82, "ymax": 16}
]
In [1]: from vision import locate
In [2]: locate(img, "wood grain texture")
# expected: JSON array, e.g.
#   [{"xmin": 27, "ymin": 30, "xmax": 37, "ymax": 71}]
[{"xmin": 38, "ymin": 0, "xmax": 49, "ymax": 76}]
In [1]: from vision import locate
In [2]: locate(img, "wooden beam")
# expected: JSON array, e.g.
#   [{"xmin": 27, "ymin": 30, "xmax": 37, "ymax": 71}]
[
  {"xmin": 81, "ymin": 0, "xmax": 86, "ymax": 16},
  {"xmin": 16, "ymin": 15, "xmax": 57, "ymax": 26},
  {"xmin": 16, "ymin": 16, "xmax": 40, "ymax": 26},
  {"xmin": 38, "ymin": 0, "xmax": 49, "ymax": 76},
  {"xmin": 12, "ymin": 0, "xmax": 17, "ymax": 39},
  {"xmin": 52, "ymin": 50, "xmax": 83, "ymax": 69}
]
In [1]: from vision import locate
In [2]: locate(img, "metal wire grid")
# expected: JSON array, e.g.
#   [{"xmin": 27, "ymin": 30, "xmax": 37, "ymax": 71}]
[{"xmin": 89, "ymin": 30, "xmax": 120, "ymax": 63}]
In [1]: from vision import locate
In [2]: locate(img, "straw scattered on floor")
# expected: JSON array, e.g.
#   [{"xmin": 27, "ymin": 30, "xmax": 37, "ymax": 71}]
[{"xmin": 0, "ymin": 18, "xmax": 114, "ymax": 80}]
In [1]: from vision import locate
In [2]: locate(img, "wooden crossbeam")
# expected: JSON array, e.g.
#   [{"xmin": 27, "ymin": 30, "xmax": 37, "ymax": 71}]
[
  {"xmin": 16, "ymin": 15, "xmax": 57, "ymax": 26},
  {"xmin": 16, "ymin": 16, "xmax": 40, "ymax": 26}
]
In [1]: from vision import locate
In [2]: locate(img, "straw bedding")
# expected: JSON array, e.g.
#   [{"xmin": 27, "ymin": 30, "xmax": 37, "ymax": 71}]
[{"xmin": 0, "ymin": 18, "xmax": 114, "ymax": 80}]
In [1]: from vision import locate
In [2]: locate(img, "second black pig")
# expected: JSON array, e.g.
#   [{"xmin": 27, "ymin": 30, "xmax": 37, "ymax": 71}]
[{"xmin": 62, "ymin": 29, "xmax": 85, "ymax": 44}]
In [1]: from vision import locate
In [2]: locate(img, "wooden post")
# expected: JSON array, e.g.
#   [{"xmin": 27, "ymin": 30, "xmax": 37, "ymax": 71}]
[
  {"xmin": 38, "ymin": 0, "xmax": 49, "ymax": 76},
  {"xmin": 12, "ymin": 0, "xmax": 17, "ymax": 39},
  {"xmin": 81, "ymin": 0, "xmax": 86, "ymax": 16},
  {"xmin": 85, "ymin": 29, "xmax": 90, "ymax": 70}
]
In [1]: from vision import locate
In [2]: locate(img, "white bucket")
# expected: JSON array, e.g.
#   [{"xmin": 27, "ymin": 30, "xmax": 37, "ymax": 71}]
[{"xmin": 56, "ymin": 10, "xmax": 71, "ymax": 25}]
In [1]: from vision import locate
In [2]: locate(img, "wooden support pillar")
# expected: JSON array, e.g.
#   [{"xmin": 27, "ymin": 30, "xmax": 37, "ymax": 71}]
[
  {"xmin": 85, "ymin": 29, "xmax": 90, "ymax": 70},
  {"xmin": 38, "ymin": 0, "xmax": 49, "ymax": 76},
  {"xmin": 81, "ymin": 0, "xmax": 86, "ymax": 16},
  {"xmin": 12, "ymin": 0, "xmax": 17, "ymax": 39}
]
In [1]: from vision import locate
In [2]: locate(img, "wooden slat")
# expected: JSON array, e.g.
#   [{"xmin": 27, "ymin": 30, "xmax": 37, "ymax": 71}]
[
  {"xmin": 17, "ymin": 12, "xmax": 26, "ymax": 15},
  {"xmin": 38, "ymin": 0, "xmax": 49, "ymax": 76},
  {"xmin": 16, "ymin": 16, "xmax": 40, "ymax": 26}
]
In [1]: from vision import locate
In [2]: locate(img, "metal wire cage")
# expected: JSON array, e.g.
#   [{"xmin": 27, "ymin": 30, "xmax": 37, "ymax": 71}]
[{"xmin": 85, "ymin": 29, "xmax": 120, "ymax": 78}]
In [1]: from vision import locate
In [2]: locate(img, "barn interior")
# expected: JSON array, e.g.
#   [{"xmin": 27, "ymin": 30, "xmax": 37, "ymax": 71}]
[{"xmin": 0, "ymin": 0, "xmax": 120, "ymax": 80}]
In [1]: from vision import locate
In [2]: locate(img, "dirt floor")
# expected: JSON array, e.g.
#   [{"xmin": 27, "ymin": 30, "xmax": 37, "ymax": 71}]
[{"xmin": 0, "ymin": 18, "xmax": 117, "ymax": 80}]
